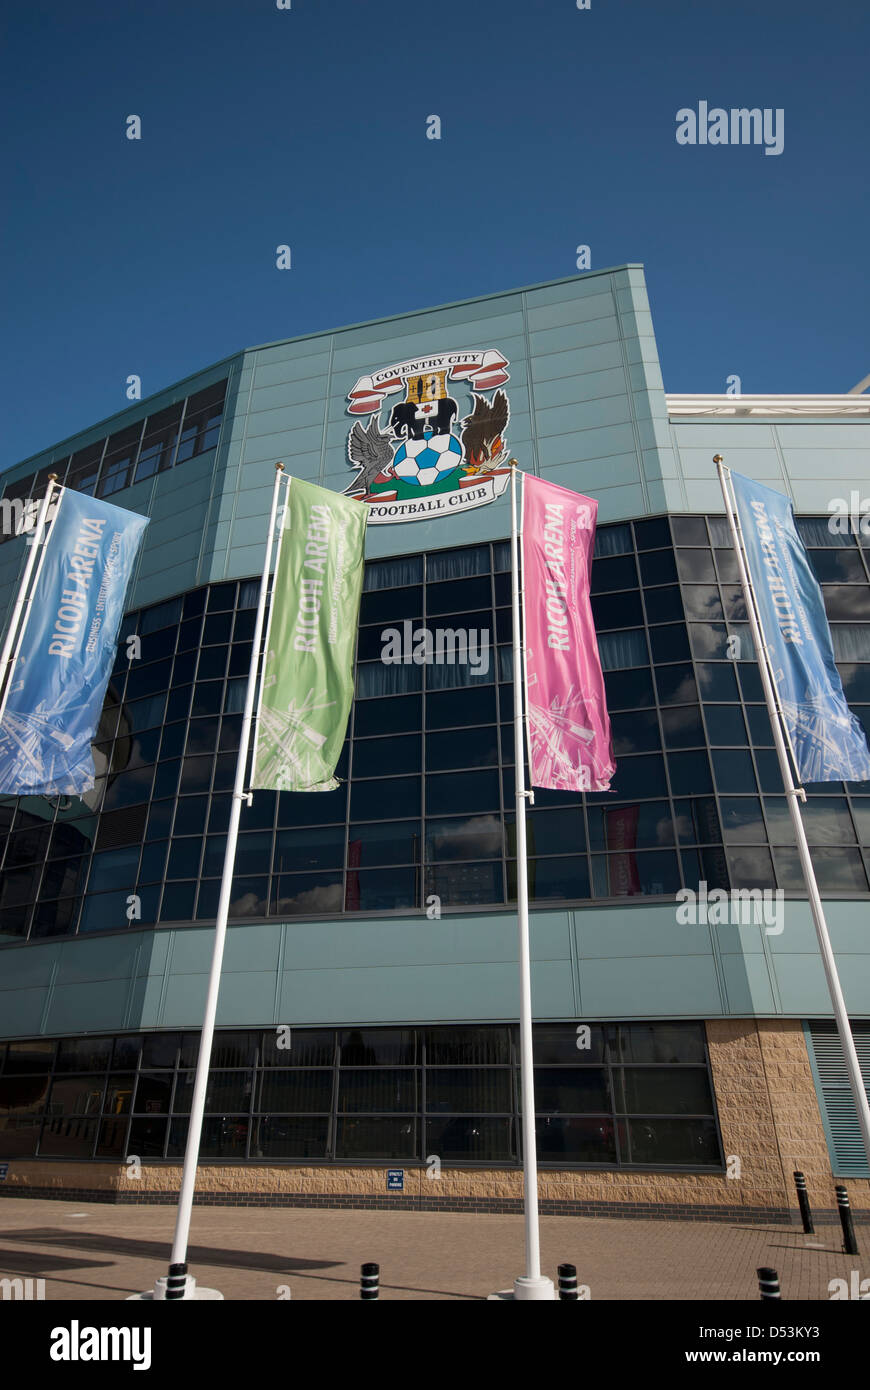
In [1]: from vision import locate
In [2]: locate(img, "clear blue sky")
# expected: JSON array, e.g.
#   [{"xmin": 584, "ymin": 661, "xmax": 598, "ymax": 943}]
[{"xmin": 2, "ymin": 0, "xmax": 868, "ymax": 469}]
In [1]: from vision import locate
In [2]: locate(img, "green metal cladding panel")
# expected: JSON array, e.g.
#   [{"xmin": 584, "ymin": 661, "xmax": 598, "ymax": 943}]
[{"xmin": 1, "ymin": 900, "xmax": 869, "ymax": 1040}]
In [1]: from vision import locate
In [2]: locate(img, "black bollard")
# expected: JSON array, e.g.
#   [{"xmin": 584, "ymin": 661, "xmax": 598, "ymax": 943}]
[
  {"xmin": 557, "ymin": 1263, "xmax": 578, "ymax": 1300},
  {"xmin": 757, "ymin": 1267, "xmax": 781, "ymax": 1300},
  {"xmin": 360, "ymin": 1262, "xmax": 380, "ymax": 1300},
  {"xmin": 793, "ymin": 1171, "xmax": 814, "ymax": 1234},
  {"xmin": 165, "ymin": 1261, "xmax": 189, "ymax": 1301},
  {"xmin": 835, "ymin": 1185, "xmax": 859, "ymax": 1256}
]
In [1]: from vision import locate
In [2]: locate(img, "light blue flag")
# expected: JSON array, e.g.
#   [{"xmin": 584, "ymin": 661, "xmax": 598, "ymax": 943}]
[
  {"xmin": 730, "ymin": 471, "xmax": 870, "ymax": 783},
  {"xmin": 0, "ymin": 488, "xmax": 148, "ymax": 795}
]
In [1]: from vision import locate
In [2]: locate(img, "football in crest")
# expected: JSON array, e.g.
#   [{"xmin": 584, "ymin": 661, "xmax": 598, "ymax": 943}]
[{"xmin": 393, "ymin": 431, "xmax": 464, "ymax": 487}]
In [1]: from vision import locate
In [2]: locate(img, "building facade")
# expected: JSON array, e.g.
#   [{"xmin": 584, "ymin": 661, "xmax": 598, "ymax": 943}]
[{"xmin": 0, "ymin": 266, "xmax": 868, "ymax": 1221}]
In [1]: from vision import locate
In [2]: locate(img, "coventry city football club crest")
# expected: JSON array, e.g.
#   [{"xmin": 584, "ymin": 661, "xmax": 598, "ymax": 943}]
[{"xmin": 344, "ymin": 350, "xmax": 512, "ymax": 524}]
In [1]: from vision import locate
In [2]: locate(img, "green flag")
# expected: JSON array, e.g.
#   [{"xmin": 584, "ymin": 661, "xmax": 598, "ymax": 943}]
[{"xmin": 252, "ymin": 477, "xmax": 367, "ymax": 791}]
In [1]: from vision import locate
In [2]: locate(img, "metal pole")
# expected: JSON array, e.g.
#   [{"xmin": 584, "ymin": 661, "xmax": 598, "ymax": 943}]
[
  {"xmin": 360, "ymin": 1263, "xmax": 379, "ymax": 1300},
  {"xmin": 835, "ymin": 1185, "xmax": 859, "ymax": 1256},
  {"xmin": 757, "ymin": 1267, "xmax": 781, "ymax": 1299},
  {"xmin": 509, "ymin": 460, "xmax": 554, "ymax": 1300},
  {"xmin": 717, "ymin": 458, "xmax": 870, "ymax": 1169},
  {"xmin": 0, "ymin": 477, "xmax": 59, "ymax": 724},
  {"xmin": 793, "ymin": 1171, "xmax": 814, "ymax": 1234},
  {"xmin": 167, "ymin": 462, "xmax": 286, "ymax": 1284}
]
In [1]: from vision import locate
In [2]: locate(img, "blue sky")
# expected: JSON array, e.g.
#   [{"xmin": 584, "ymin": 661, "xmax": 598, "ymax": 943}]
[{"xmin": 2, "ymin": 0, "xmax": 868, "ymax": 468}]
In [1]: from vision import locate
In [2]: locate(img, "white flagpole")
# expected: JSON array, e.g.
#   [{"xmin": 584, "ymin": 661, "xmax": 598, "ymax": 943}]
[
  {"xmin": 0, "ymin": 476, "xmax": 59, "ymax": 724},
  {"xmin": 507, "ymin": 459, "xmax": 554, "ymax": 1300},
  {"xmin": 162, "ymin": 461, "xmax": 287, "ymax": 1298},
  {"xmin": 717, "ymin": 456, "xmax": 870, "ymax": 1166}
]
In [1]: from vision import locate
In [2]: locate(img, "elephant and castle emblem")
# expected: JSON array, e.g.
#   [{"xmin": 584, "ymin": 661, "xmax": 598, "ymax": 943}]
[{"xmin": 343, "ymin": 349, "xmax": 513, "ymax": 523}]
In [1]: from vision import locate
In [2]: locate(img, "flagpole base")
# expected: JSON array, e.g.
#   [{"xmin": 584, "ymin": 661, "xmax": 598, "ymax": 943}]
[
  {"xmin": 127, "ymin": 1275, "xmax": 224, "ymax": 1301},
  {"xmin": 487, "ymin": 1276, "xmax": 557, "ymax": 1301}
]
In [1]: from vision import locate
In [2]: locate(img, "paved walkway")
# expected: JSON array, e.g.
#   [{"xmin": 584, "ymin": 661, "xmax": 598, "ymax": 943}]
[{"xmin": 0, "ymin": 1198, "xmax": 866, "ymax": 1300}]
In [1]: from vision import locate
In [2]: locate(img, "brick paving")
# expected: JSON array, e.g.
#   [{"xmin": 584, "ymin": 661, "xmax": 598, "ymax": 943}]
[{"xmin": 0, "ymin": 1196, "xmax": 866, "ymax": 1301}]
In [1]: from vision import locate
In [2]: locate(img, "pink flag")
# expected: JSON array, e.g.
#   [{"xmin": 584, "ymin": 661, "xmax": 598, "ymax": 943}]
[{"xmin": 522, "ymin": 473, "xmax": 615, "ymax": 792}]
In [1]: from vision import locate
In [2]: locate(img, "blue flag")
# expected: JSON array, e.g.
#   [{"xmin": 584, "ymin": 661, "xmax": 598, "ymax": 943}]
[
  {"xmin": 0, "ymin": 488, "xmax": 148, "ymax": 795},
  {"xmin": 730, "ymin": 471, "xmax": 870, "ymax": 784}
]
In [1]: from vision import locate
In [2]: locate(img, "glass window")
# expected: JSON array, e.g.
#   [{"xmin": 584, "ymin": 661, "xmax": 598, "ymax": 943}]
[
  {"xmin": 590, "ymin": 555, "xmax": 637, "ymax": 593},
  {"xmin": 725, "ymin": 846, "xmax": 775, "ymax": 888},
  {"xmin": 666, "ymin": 750, "xmax": 713, "ymax": 796},
  {"xmin": 591, "ymin": 590, "xmax": 643, "ymax": 629},
  {"xmin": 98, "ymin": 423, "xmax": 143, "ymax": 497},
  {"xmin": 633, "ymin": 517, "xmax": 671, "ymax": 549},
  {"xmin": 807, "ymin": 549, "xmax": 867, "ymax": 583},
  {"xmin": 719, "ymin": 585, "xmax": 747, "ymax": 621},
  {"xmin": 347, "ymin": 821, "xmax": 420, "ymax": 867},
  {"xmin": 639, "ymin": 550, "xmax": 678, "ymax": 586},
  {"xmin": 427, "ymin": 546, "xmax": 490, "ymax": 581},
  {"xmin": 696, "ymin": 663, "xmax": 739, "ymax": 702},
  {"xmin": 831, "ymin": 626, "xmax": 870, "ymax": 662},
  {"xmin": 425, "ymin": 769, "xmax": 499, "ymax": 816},
  {"xmin": 135, "ymin": 404, "xmax": 183, "ymax": 482},
  {"xmin": 364, "ymin": 555, "xmax": 423, "ymax": 591},
  {"xmin": 358, "ymin": 586, "xmax": 423, "ymax": 626},
  {"xmin": 593, "ymin": 522, "xmax": 632, "ymax": 557},
  {"xmin": 647, "ymin": 628, "xmax": 686, "ymax": 664},
  {"xmin": 598, "ymin": 630, "xmax": 648, "ymax": 670},
  {"xmin": 425, "ymin": 1069, "xmax": 511, "ymax": 1113},
  {"xmin": 603, "ymin": 667, "xmax": 656, "ymax": 710},
  {"xmin": 532, "ymin": 1067, "xmax": 610, "ymax": 1113},
  {"xmin": 719, "ymin": 797, "xmax": 766, "ymax": 842},
  {"xmin": 257, "ymin": 1071, "xmax": 333, "ymax": 1113},
  {"xmin": 676, "ymin": 549, "xmax": 716, "ymax": 583},
  {"xmin": 159, "ymin": 880, "xmax": 197, "ymax": 921},
  {"xmin": 427, "ymin": 575, "xmax": 491, "ymax": 615},
  {"xmin": 357, "ymin": 661, "xmax": 423, "ymax": 699},
  {"xmin": 824, "ymin": 586, "xmax": 870, "ymax": 622},
  {"xmin": 273, "ymin": 826, "xmax": 345, "ymax": 873},
  {"xmin": 610, "ymin": 709, "xmax": 661, "ymax": 755},
  {"xmin": 670, "ymin": 516, "xmax": 709, "ymax": 546},
  {"xmin": 55, "ymin": 1038, "xmax": 112, "ymax": 1073},
  {"xmin": 510, "ymin": 856, "xmax": 591, "ymax": 901},
  {"xmin": 350, "ymin": 776, "xmax": 420, "ymax": 821},
  {"xmin": 426, "ymin": 860, "xmax": 503, "ymax": 906},
  {"xmin": 795, "ymin": 516, "xmax": 857, "ymax": 548},
  {"xmin": 67, "ymin": 442, "xmax": 104, "ymax": 496},
  {"xmin": 714, "ymin": 548, "xmax": 740, "ymax": 582},
  {"xmin": 353, "ymin": 734, "xmax": 421, "ymax": 778},
  {"xmin": 654, "ymin": 666, "xmax": 698, "ymax": 706},
  {"xmin": 336, "ymin": 1117, "xmax": 417, "ymax": 1160},
  {"xmin": 353, "ymin": 693, "xmax": 421, "ymax": 737},
  {"xmin": 425, "ymin": 726, "xmax": 498, "ymax": 772},
  {"xmin": 626, "ymin": 1117, "xmax": 720, "ymax": 1165},
  {"xmin": 346, "ymin": 866, "xmax": 418, "ymax": 911},
  {"xmin": 801, "ymin": 798, "xmax": 857, "ymax": 845},
  {"xmin": 426, "ymin": 814, "xmax": 502, "ymax": 861},
  {"xmin": 587, "ymin": 801, "xmax": 673, "ymax": 852},
  {"xmin": 175, "ymin": 382, "xmax": 226, "ymax": 462},
  {"xmin": 272, "ymin": 872, "xmax": 344, "ymax": 916},
  {"xmin": 681, "ymin": 585, "xmax": 723, "ymax": 622},
  {"xmin": 425, "ymin": 685, "xmax": 496, "ymax": 729},
  {"xmin": 643, "ymin": 586, "xmax": 684, "ymax": 624},
  {"xmin": 712, "ymin": 748, "xmax": 757, "ymax": 795}
]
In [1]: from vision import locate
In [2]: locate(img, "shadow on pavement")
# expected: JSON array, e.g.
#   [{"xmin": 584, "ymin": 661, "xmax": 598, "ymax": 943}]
[{"xmin": 0, "ymin": 1227, "xmax": 341, "ymax": 1274}]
